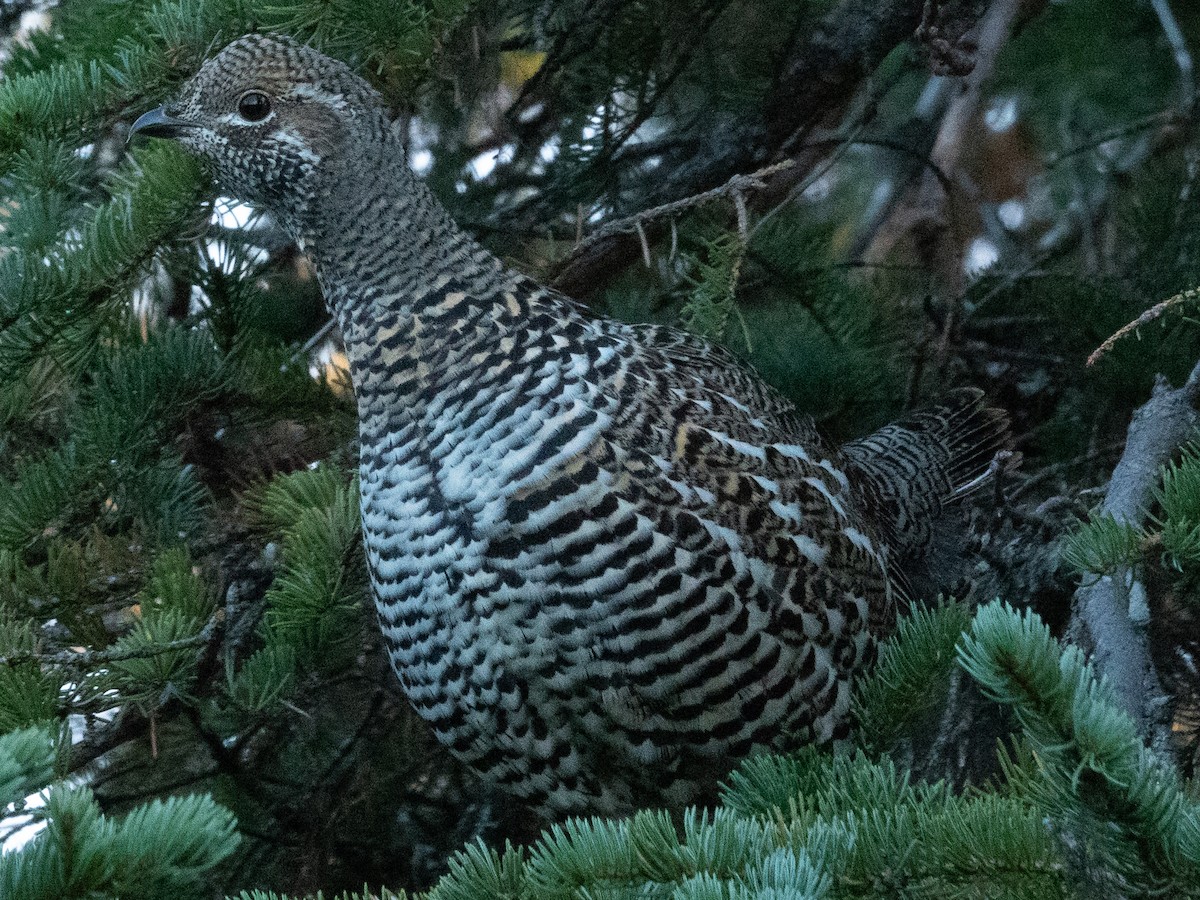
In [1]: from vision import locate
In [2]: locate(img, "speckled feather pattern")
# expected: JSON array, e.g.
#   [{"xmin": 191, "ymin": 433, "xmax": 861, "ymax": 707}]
[{"xmin": 158, "ymin": 34, "xmax": 1010, "ymax": 818}]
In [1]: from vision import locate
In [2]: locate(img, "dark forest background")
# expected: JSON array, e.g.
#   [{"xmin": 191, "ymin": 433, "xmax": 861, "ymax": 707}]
[{"xmin": 4, "ymin": 0, "xmax": 1200, "ymax": 897}]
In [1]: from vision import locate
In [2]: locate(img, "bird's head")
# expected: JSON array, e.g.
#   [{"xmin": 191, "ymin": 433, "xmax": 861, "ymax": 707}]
[{"xmin": 131, "ymin": 34, "xmax": 391, "ymax": 217}]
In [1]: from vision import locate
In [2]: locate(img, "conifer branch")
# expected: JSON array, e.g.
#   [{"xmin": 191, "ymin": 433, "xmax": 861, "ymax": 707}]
[
  {"xmin": 546, "ymin": 0, "xmax": 1005, "ymax": 299},
  {"xmin": 0, "ymin": 614, "xmax": 217, "ymax": 670},
  {"xmin": 1046, "ymin": 109, "xmax": 1187, "ymax": 169},
  {"xmin": 962, "ymin": 602, "xmax": 1200, "ymax": 890},
  {"xmin": 1088, "ymin": 287, "xmax": 1200, "ymax": 367}
]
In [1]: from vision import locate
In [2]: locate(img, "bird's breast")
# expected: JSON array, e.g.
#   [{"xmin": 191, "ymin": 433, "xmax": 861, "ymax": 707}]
[{"xmin": 359, "ymin": 340, "xmax": 616, "ymax": 661}]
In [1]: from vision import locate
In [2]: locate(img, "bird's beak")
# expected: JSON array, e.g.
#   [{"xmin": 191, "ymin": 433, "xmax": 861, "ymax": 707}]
[{"xmin": 128, "ymin": 106, "xmax": 196, "ymax": 142}]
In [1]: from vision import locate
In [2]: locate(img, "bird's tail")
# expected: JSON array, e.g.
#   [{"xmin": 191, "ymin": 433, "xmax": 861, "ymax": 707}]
[{"xmin": 839, "ymin": 388, "xmax": 1013, "ymax": 561}]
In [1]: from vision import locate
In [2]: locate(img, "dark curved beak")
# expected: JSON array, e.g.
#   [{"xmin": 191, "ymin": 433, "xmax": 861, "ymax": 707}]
[{"xmin": 128, "ymin": 106, "xmax": 196, "ymax": 142}]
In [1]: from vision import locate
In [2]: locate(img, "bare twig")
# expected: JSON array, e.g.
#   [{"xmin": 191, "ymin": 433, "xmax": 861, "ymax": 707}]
[
  {"xmin": 1070, "ymin": 2, "xmax": 1200, "ymax": 389},
  {"xmin": 1006, "ymin": 440, "xmax": 1125, "ymax": 503},
  {"xmin": 1068, "ymin": 359, "xmax": 1200, "ymax": 754},
  {"xmin": 1046, "ymin": 110, "xmax": 1186, "ymax": 168},
  {"xmin": 751, "ymin": 115, "xmax": 874, "ymax": 239},
  {"xmin": 916, "ymin": 0, "xmax": 980, "ymax": 76},
  {"xmin": 563, "ymin": 159, "xmax": 795, "ymax": 261},
  {"xmin": 294, "ymin": 317, "xmax": 338, "ymax": 362},
  {"xmin": 547, "ymin": 0, "xmax": 1002, "ymax": 299},
  {"xmin": 861, "ymin": 0, "xmax": 1021, "ymax": 288},
  {"xmin": 635, "ymin": 221, "xmax": 652, "ymax": 268}
]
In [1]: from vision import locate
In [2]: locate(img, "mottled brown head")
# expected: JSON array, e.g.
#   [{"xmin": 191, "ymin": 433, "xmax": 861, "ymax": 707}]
[{"xmin": 132, "ymin": 34, "xmax": 390, "ymax": 219}]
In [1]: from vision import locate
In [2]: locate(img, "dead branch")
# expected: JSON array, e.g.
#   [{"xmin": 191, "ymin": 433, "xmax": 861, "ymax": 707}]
[
  {"xmin": 560, "ymin": 160, "xmax": 794, "ymax": 265},
  {"xmin": 1069, "ymin": 359, "xmax": 1200, "ymax": 754},
  {"xmin": 861, "ymin": 0, "xmax": 1022, "ymax": 275}
]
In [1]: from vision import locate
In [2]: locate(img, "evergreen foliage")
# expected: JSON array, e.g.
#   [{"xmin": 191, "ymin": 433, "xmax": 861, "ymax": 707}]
[
  {"xmin": 247, "ymin": 468, "xmax": 366, "ymax": 673},
  {"xmin": 224, "ymin": 601, "xmax": 1200, "ymax": 899},
  {"xmin": 1157, "ymin": 441, "xmax": 1200, "ymax": 572},
  {"xmin": 961, "ymin": 605, "xmax": 1200, "ymax": 891},
  {"xmin": 1061, "ymin": 514, "xmax": 1146, "ymax": 579},
  {"xmin": 0, "ymin": 726, "xmax": 56, "ymax": 809},
  {"xmin": 0, "ymin": 786, "xmax": 239, "ymax": 900},
  {"xmin": 850, "ymin": 600, "xmax": 972, "ymax": 754},
  {"xmin": 1, "ymin": 0, "xmax": 1200, "ymax": 896},
  {"xmin": 1064, "ymin": 439, "xmax": 1200, "ymax": 590}
]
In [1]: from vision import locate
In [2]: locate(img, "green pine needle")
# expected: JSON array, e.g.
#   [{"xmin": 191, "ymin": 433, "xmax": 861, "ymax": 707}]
[
  {"xmin": 0, "ymin": 445, "xmax": 87, "ymax": 553},
  {"xmin": 0, "ymin": 785, "xmax": 238, "ymax": 900},
  {"xmin": 223, "ymin": 644, "xmax": 297, "ymax": 714},
  {"xmin": 959, "ymin": 600, "xmax": 1200, "ymax": 890},
  {"xmin": 1157, "ymin": 441, "xmax": 1200, "ymax": 570},
  {"xmin": 0, "ymin": 614, "xmax": 62, "ymax": 732},
  {"xmin": 680, "ymin": 231, "xmax": 746, "ymax": 342},
  {"xmin": 0, "ymin": 143, "xmax": 208, "ymax": 376},
  {"xmin": 109, "ymin": 793, "xmax": 240, "ymax": 896},
  {"xmin": 105, "ymin": 608, "xmax": 207, "ymax": 706},
  {"xmin": 230, "ymin": 890, "xmax": 408, "ymax": 900},
  {"xmin": 1061, "ymin": 514, "xmax": 1146, "ymax": 576},
  {"xmin": 852, "ymin": 599, "xmax": 973, "ymax": 754},
  {"xmin": 256, "ymin": 466, "xmax": 367, "ymax": 671},
  {"xmin": 0, "ymin": 724, "xmax": 57, "ymax": 809}
]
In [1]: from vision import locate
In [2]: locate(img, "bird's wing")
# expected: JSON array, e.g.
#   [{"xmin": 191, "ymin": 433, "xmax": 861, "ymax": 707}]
[
  {"xmin": 491, "ymin": 384, "xmax": 886, "ymax": 757},
  {"xmin": 620, "ymin": 322, "xmax": 820, "ymax": 445},
  {"xmin": 449, "ymin": 318, "xmax": 891, "ymax": 809}
]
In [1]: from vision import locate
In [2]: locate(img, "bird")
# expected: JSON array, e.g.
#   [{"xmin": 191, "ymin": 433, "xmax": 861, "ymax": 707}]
[{"xmin": 131, "ymin": 33, "xmax": 1011, "ymax": 819}]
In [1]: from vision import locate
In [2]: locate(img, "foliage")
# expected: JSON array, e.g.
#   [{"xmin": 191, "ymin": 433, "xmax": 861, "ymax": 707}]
[
  {"xmin": 248, "ymin": 467, "xmax": 366, "ymax": 673},
  {"xmin": 0, "ymin": 787, "xmax": 238, "ymax": 900},
  {"xmin": 228, "ymin": 602, "xmax": 1200, "ymax": 899},
  {"xmin": 851, "ymin": 600, "xmax": 973, "ymax": 754},
  {"xmin": 1064, "ymin": 439, "xmax": 1200, "ymax": 592},
  {"xmin": 1061, "ymin": 514, "xmax": 1146, "ymax": 577},
  {"xmin": 0, "ymin": 726, "xmax": 57, "ymax": 809},
  {"xmin": 1158, "ymin": 441, "xmax": 1200, "ymax": 571},
  {"xmin": 2, "ymin": 0, "xmax": 1200, "ymax": 896}
]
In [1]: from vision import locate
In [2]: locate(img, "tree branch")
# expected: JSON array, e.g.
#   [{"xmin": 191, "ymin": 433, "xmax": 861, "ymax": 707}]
[
  {"xmin": 1150, "ymin": 0, "xmax": 1195, "ymax": 115},
  {"xmin": 0, "ymin": 615, "xmax": 218, "ymax": 670},
  {"xmin": 0, "ymin": 627, "xmax": 213, "ymax": 670},
  {"xmin": 558, "ymin": 159, "xmax": 795, "ymax": 268},
  {"xmin": 1068, "ymin": 360, "xmax": 1200, "ymax": 753},
  {"xmin": 548, "ymin": 0, "xmax": 1002, "ymax": 299},
  {"xmin": 1088, "ymin": 287, "xmax": 1200, "ymax": 367}
]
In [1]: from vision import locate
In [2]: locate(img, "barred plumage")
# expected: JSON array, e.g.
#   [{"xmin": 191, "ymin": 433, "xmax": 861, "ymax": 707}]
[{"xmin": 133, "ymin": 34, "xmax": 1011, "ymax": 818}]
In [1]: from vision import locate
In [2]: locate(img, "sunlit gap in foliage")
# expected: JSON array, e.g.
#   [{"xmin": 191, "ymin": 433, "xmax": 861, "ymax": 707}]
[
  {"xmin": 1, "ymin": 680, "xmax": 117, "ymax": 853},
  {"xmin": 205, "ymin": 197, "xmax": 268, "ymax": 272},
  {"xmin": 965, "ymin": 236, "xmax": 1001, "ymax": 275},
  {"xmin": 211, "ymin": 196, "xmax": 255, "ymax": 230},
  {"xmin": 998, "ymin": 198, "xmax": 1027, "ymax": 231},
  {"xmin": 408, "ymin": 117, "xmax": 437, "ymax": 176},
  {"xmin": 0, "ymin": 8, "xmax": 51, "ymax": 66},
  {"xmin": 986, "ymin": 95, "xmax": 1019, "ymax": 132},
  {"xmin": 2, "ymin": 789, "xmax": 46, "ymax": 854},
  {"xmin": 467, "ymin": 143, "xmax": 514, "ymax": 181}
]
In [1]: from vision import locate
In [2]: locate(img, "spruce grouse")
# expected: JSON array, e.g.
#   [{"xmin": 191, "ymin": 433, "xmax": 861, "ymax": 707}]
[{"xmin": 131, "ymin": 34, "xmax": 1010, "ymax": 818}]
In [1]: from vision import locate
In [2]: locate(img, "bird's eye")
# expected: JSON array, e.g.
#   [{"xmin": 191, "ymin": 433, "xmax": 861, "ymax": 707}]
[{"xmin": 237, "ymin": 91, "xmax": 272, "ymax": 122}]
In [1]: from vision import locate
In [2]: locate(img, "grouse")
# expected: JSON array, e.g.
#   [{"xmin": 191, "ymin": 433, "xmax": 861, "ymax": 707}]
[{"xmin": 131, "ymin": 34, "xmax": 1010, "ymax": 818}]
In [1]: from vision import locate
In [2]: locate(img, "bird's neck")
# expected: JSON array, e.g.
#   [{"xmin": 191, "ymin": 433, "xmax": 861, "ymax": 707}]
[
  {"xmin": 291, "ymin": 138, "xmax": 585, "ymax": 430},
  {"xmin": 296, "ymin": 139, "xmax": 519, "ymax": 369}
]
